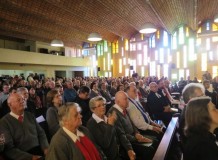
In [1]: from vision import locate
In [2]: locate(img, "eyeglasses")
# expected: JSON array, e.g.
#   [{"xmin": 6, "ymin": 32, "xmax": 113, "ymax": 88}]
[{"xmin": 94, "ymin": 103, "xmax": 106, "ymax": 109}]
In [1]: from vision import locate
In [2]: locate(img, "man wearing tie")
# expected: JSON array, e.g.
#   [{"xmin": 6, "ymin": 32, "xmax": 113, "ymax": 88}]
[
  {"xmin": 108, "ymin": 91, "xmax": 154, "ymax": 160},
  {"xmin": 126, "ymin": 85, "xmax": 163, "ymax": 141},
  {"xmin": 0, "ymin": 93, "xmax": 49, "ymax": 160}
]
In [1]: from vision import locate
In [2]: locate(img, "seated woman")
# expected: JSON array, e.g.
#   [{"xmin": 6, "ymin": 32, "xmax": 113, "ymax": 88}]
[
  {"xmin": 184, "ymin": 96, "xmax": 218, "ymax": 160},
  {"xmin": 46, "ymin": 89, "xmax": 63, "ymax": 137},
  {"xmin": 89, "ymin": 82, "xmax": 101, "ymax": 99},
  {"xmin": 46, "ymin": 102, "xmax": 101, "ymax": 160},
  {"xmin": 87, "ymin": 96, "xmax": 120, "ymax": 160}
]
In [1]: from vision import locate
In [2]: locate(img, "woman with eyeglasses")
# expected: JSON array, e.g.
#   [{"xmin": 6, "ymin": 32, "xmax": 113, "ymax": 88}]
[
  {"xmin": 46, "ymin": 89, "xmax": 63, "ymax": 138},
  {"xmin": 184, "ymin": 96, "xmax": 218, "ymax": 160},
  {"xmin": 87, "ymin": 96, "xmax": 120, "ymax": 160}
]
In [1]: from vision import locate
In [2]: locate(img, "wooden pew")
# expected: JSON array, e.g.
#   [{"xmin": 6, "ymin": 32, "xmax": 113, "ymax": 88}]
[{"xmin": 153, "ymin": 117, "xmax": 179, "ymax": 160}]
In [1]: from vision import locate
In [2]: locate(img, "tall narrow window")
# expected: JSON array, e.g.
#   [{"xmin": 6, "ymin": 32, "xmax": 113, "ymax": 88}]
[
  {"xmin": 123, "ymin": 58, "xmax": 126, "ymax": 65},
  {"xmin": 179, "ymin": 69, "xmax": 185, "ymax": 79},
  {"xmin": 157, "ymin": 65, "xmax": 161, "ymax": 78},
  {"xmin": 119, "ymin": 59, "xmax": 122, "ymax": 73},
  {"xmin": 125, "ymin": 39, "xmax": 129, "ymax": 51},
  {"xmin": 137, "ymin": 54, "xmax": 142, "ymax": 65},
  {"xmin": 189, "ymin": 38, "xmax": 195, "ymax": 60},
  {"xmin": 183, "ymin": 46, "xmax": 187, "ymax": 68},
  {"xmin": 107, "ymin": 53, "xmax": 111, "ymax": 70},
  {"xmin": 159, "ymin": 48, "xmax": 164, "ymax": 63},
  {"xmin": 201, "ymin": 53, "xmax": 207, "ymax": 71},
  {"xmin": 143, "ymin": 45, "xmax": 148, "ymax": 65},
  {"xmin": 151, "ymin": 35, "xmax": 155, "ymax": 48},
  {"xmin": 115, "ymin": 41, "xmax": 119, "ymax": 53},
  {"xmin": 155, "ymin": 50, "xmax": 158, "ymax": 61},
  {"xmin": 163, "ymin": 64, "xmax": 168, "ymax": 77},
  {"xmin": 172, "ymin": 32, "xmax": 177, "ymax": 49},
  {"xmin": 163, "ymin": 31, "xmax": 168, "ymax": 47},
  {"xmin": 186, "ymin": 69, "xmax": 190, "ymax": 79},
  {"xmin": 179, "ymin": 27, "xmax": 184, "ymax": 45},
  {"xmin": 150, "ymin": 61, "xmax": 156, "ymax": 76},
  {"xmin": 104, "ymin": 40, "xmax": 108, "ymax": 52},
  {"xmin": 121, "ymin": 47, "xmax": 124, "ymax": 57},
  {"xmin": 103, "ymin": 58, "xmax": 105, "ymax": 71},
  {"xmin": 137, "ymin": 43, "xmax": 142, "ymax": 50},
  {"xmin": 141, "ymin": 67, "xmax": 145, "ymax": 77},
  {"xmin": 212, "ymin": 66, "xmax": 218, "ymax": 78},
  {"xmin": 125, "ymin": 68, "xmax": 129, "ymax": 77},
  {"xmin": 186, "ymin": 27, "xmax": 189, "ymax": 37},
  {"xmin": 157, "ymin": 30, "xmax": 160, "ymax": 39},
  {"xmin": 206, "ymin": 38, "xmax": 210, "ymax": 51},
  {"xmin": 112, "ymin": 43, "xmax": 116, "ymax": 54},
  {"xmin": 206, "ymin": 22, "xmax": 210, "ymax": 31},
  {"xmin": 167, "ymin": 49, "xmax": 172, "ymax": 63},
  {"xmin": 177, "ymin": 51, "xmax": 180, "ymax": 68},
  {"xmin": 209, "ymin": 51, "xmax": 213, "ymax": 61}
]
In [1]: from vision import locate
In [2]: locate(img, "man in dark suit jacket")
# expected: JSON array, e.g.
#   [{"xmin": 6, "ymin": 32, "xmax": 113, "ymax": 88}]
[
  {"xmin": 147, "ymin": 82, "xmax": 174, "ymax": 126},
  {"xmin": 108, "ymin": 91, "xmax": 155, "ymax": 160},
  {"xmin": 203, "ymin": 80, "xmax": 218, "ymax": 108}
]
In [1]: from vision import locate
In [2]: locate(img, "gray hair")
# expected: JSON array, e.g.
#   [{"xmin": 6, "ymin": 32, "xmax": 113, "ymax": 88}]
[
  {"xmin": 182, "ymin": 83, "xmax": 205, "ymax": 104},
  {"xmin": 17, "ymin": 87, "xmax": 28, "ymax": 93},
  {"xmin": 58, "ymin": 102, "xmax": 81, "ymax": 126},
  {"xmin": 89, "ymin": 96, "xmax": 106, "ymax": 111}
]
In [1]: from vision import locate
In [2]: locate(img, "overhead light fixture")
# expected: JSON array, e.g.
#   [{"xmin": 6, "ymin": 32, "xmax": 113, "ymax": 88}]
[
  {"xmin": 87, "ymin": 32, "xmax": 102, "ymax": 41},
  {"xmin": 214, "ymin": 14, "xmax": 218, "ymax": 23},
  {"xmin": 51, "ymin": 39, "xmax": 64, "ymax": 47},
  {"xmin": 139, "ymin": 23, "xmax": 157, "ymax": 34}
]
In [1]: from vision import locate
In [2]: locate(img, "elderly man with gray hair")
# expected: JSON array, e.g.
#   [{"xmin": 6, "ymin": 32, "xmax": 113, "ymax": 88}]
[
  {"xmin": 178, "ymin": 83, "xmax": 205, "ymax": 145},
  {"xmin": 46, "ymin": 102, "xmax": 102, "ymax": 160}
]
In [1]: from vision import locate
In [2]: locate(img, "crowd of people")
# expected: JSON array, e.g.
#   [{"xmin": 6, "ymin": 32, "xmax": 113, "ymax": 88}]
[{"xmin": 0, "ymin": 72, "xmax": 218, "ymax": 160}]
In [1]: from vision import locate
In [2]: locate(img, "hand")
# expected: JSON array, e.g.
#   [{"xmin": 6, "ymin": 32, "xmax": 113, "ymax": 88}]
[
  {"xmin": 107, "ymin": 111, "xmax": 117, "ymax": 125},
  {"xmin": 43, "ymin": 148, "xmax": 48, "ymax": 155},
  {"xmin": 32, "ymin": 155, "xmax": 41, "ymax": 160},
  {"xmin": 153, "ymin": 126, "xmax": 163, "ymax": 133},
  {"xmin": 127, "ymin": 150, "xmax": 136, "ymax": 160},
  {"xmin": 135, "ymin": 133, "xmax": 152, "ymax": 143},
  {"xmin": 163, "ymin": 106, "xmax": 171, "ymax": 112}
]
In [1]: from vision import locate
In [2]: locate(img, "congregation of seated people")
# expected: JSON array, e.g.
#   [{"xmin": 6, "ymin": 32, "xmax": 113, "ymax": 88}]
[{"xmin": 0, "ymin": 73, "xmax": 218, "ymax": 160}]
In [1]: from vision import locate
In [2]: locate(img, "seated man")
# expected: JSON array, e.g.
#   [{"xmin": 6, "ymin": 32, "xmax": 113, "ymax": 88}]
[
  {"xmin": 126, "ymin": 85, "xmax": 163, "ymax": 141},
  {"xmin": 179, "ymin": 83, "xmax": 205, "ymax": 145},
  {"xmin": 147, "ymin": 82, "xmax": 174, "ymax": 126},
  {"xmin": 87, "ymin": 96, "xmax": 120, "ymax": 160},
  {"xmin": 108, "ymin": 91, "xmax": 154, "ymax": 160},
  {"xmin": 203, "ymin": 80, "xmax": 218, "ymax": 108},
  {"xmin": 74, "ymin": 86, "xmax": 91, "ymax": 126},
  {"xmin": 46, "ymin": 102, "xmax": 102, "ymax": 160},
  {"xmin": 0, "ymin": 93, "xmax": 49, "ymax": 160}
]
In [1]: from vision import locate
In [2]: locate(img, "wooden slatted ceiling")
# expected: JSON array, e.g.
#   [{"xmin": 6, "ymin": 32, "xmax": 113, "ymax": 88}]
[{"xmin": 0, "ymin": 0, "xmax": 218, "ymax": 47}]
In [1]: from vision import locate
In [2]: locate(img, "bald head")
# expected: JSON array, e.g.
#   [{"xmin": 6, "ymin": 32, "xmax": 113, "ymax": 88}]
[
  {"xmin": 115, "ymin": 91, "xmax": 129, "ymax": 109},
  {"xmin": 7, "ymin": 93, "xmax": 25, "ymax": 115}
]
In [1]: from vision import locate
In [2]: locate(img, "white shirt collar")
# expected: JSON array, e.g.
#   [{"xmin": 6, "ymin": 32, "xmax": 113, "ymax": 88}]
[
  {"xmin": 92, "ymin": 113, "xmax": 107, "ymax": 123},
  {"xmin": 10, "ymin": 112, "xmax": 24, "ymax": 120},
  {"xmin": 63, "ymin": 127, "xmax": 84, "ymax": 142},
  {"xmin": 113, "ymin": 104, "xmax": 125, "ymax": 113}
]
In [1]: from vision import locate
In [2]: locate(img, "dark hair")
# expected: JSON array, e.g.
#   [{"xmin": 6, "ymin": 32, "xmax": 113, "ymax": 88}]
[
  {"xmin": 78, "ymin": 86, "xmax": 90, "ymax": 94},
  {"xmin": 90, "ymin": 82, "xmax": 97, "ymax": 90},
  {"xmin": 203, "ymin": 80, "xmax": 210, "ymax": 85},
  {"xmin": 117, "ymin": 84, "xmax": 124, "ymax": 91},
  {"xmin": 184, "ymin": 97, "xmax": 211, "ymax": 137},
  {"xmin": 46, "ymin": 89, "xmax": 59, "ymax": 106}
]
